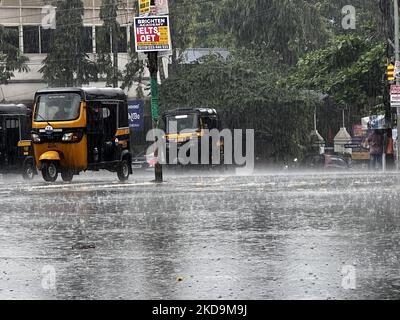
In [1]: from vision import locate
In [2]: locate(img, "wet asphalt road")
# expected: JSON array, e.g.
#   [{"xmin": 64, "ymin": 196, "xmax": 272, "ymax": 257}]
[{"xmin": 1, "ymin": 170, "xmax": 400, "ymax": 300}]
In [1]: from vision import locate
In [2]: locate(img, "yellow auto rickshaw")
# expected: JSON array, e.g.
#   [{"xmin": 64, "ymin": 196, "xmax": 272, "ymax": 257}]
[
  {"xmin": 0, "ymin": 104, "xmax": 36, "ymax": 179},
  {"xmin": 31, "ymin": 87, "xmax": 132, "ymax": 182}
]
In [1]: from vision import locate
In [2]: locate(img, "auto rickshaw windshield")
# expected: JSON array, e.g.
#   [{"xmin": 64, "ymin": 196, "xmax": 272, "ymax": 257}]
[
  {"xmin": 166, "ymin": 114, "xmax": 198, "ymax": 134},
  {"xmin": 34, "ymin": 93, "xmax": 82, "ymax": 122}
]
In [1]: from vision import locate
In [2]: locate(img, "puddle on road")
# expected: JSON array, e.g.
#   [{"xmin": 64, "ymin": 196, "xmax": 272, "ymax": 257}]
[{"xmin": 0, "ymin": 172, "xmax": 400, "ymax": 299}]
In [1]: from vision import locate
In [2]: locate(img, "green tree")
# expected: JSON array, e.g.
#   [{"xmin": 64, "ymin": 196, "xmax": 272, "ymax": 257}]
[
  {"xmin": 290, "ymin": 33, "xmax": 386, "ymax": 113},
  {"xmin": 0, "ymin": 26, "xmax": 29, "ymax": 85},
  {"xmin": 217, "ymin": 0, "xmax": 329, "ymax": 65},
  {"xmin": 160, "ymin": 46, "xmax": 320, "ymax": 161},
  {"xmin": 98, "ymin": 0, "xmax": 120, "ymax": 87},
  {"xmin": 40, "ymin": 0, "xmax": 98, "ymax": 86},
  {"xmin": 310, "ymin": 0, "xmax": 387, "ymax": 36},
  {"xmin": 98, "ymin": 0, "xmax": 144, "ymax": 93},
  {"xmin": 121, "ymin": 49, "xmax": 145, "ymax": 97}
]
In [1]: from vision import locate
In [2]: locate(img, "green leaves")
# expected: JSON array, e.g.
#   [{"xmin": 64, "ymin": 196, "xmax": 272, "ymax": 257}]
[
  {"xmin": 40, "ymin": 0, "xmax": 98, "ymax": 86},
  {"xmin": 290, "ymin": 34, "xmax": 386, "ymax": 109},
  {"xmin": 0, "ymin": 25, "xmax": 29, "ymax": 85},
  {"xmin": 216, "ymin": 0, "xmax": 329, "ymax": 65},
  {"xmin": 160, "ymin": 45, "xmax": 320, "ymax": 161}
]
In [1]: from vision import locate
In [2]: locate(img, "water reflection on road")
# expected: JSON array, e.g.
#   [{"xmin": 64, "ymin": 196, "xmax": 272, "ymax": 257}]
[{"xmin": 1, "ymin": 171, "xmax": 400, "ymax": 299}]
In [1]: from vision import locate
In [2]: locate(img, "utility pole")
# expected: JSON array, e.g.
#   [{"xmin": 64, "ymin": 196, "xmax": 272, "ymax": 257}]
[
  {"xmin": 395, "ymin": 0, "xmax": 400, "ymax": 170},
  {"xmin": 112, "ymin": 0, "xmax": 119, "ymax": 88},
  {"xmin": 147, "ymin": 50, "xmax": 163, "ymax": 182},
  {"xmin": 134, "ymin": 0, "xmax": 170, "ymax": 182},
  {"xmin": 147, "ymin": 0, "xmax": 163, "ymax": 182}
]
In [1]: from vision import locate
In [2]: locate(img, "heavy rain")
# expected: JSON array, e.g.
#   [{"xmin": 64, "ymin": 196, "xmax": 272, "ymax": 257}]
[
  {"xmin": 1, "ymin": 171, "xmax": 400, "ymax": 300},
  {"xmin": 0, "ymin": 0, "xmax": 400, "ymax": 302}
]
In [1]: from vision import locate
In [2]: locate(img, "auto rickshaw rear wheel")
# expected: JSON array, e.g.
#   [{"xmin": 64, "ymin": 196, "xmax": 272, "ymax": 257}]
[
  {"xmin": 22, "ymin": 161, "xmax": 35, "ymax": 180},
  {"xmin": 42, "ymin": 161, "xmax": 58, "ymax": 182},
  {"xmin": 61, "ymin": 169, "xmax": 74, "ymax": 182},
  {"xmin": 117, "ymin": 159, "xmax": 130, "ymax": 182}
]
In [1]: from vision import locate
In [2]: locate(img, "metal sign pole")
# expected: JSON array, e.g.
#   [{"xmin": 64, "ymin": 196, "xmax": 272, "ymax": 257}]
[{"xmin": 395, "ymin": 0, "xmax": 400, "ymax": 170}]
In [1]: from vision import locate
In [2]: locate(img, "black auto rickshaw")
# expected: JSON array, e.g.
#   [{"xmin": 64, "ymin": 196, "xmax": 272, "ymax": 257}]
[
  {"xmin": 0, "ymin": 104, "xmax": 36, "ymax": 179},
  {"xmin": 31, "ymin": 87, "xmax": 132, "ymax": 182},
  {"xmin": 162, "ymin": 108, "xmax": 224, "ymax": 166}
]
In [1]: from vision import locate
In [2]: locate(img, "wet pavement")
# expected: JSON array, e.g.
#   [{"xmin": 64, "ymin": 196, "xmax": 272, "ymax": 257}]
[{"xmin": 1, "ymin": 170, "xmax": 400, "ymax": 300}]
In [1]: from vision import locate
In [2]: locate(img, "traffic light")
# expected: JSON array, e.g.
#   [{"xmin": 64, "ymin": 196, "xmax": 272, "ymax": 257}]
[{"xmin": 387, "ymin": 63, "xmax": 395, "ymax": 82}]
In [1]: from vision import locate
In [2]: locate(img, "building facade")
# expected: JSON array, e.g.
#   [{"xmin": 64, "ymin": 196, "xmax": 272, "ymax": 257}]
[{"xmin": 0, "ymin": 0, "xmax": 144, "ymax": 104}]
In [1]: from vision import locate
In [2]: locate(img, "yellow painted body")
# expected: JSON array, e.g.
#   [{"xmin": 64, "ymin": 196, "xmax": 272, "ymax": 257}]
[
  {"xmin": 39, "ymin": 151, "xmax": 61, "ymax": 162},
  {"xmin": 32, "ymin": 102, "xmax": 88, "ymax": 171},
  {"xmin": 17, "ymin": 140, "xmax": 31, "ymax": 148},
  {"xmin": 33, "ymin": 137, "xmax": 88, "ymax": 171},
  {"xmin": 165, "ymin": 131, "xmax": 204, "ymax": 142},
  {"xmin": 116, "ymin": 128, "xmax": 129, "ymax": 136}
]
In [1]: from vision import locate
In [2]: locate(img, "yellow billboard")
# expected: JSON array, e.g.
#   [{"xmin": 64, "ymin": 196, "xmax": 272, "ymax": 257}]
[{"xmin": 139, "ymin": 0, "xmax": 151, "ymax": 16}]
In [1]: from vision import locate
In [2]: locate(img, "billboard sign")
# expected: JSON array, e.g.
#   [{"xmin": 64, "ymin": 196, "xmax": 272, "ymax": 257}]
[
  {"xmin": 128, "ymin": 100, "xmax": 145, "ymax": 131},
  {"xmin": 133, "ymin": 16, "xmax": 172, "ymax": 52},
  {"xmin": 391, "ymin": 85, "xmax": 400, "ymax": 107},
  {"xmin": 155, "ymin": 0, "xmax": 169, "ymax": 15},
  {"xmin": 361, "ymin": 115, "xmax": 388, "ymax": 130},
  {"xmin": 138, "ymin": 0, "xmax": 151, "ymax": 16},
  {"xmin": 353, "ymin": 124, "xmax": 365, "ymax": 137}
]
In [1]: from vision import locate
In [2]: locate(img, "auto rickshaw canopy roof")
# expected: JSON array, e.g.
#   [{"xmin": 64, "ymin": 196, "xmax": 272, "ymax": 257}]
[
  {"xmin": 0, "ymin": 104, "xmax": 30, "ymax": 115},
  {"xmin": 35, "ymin": 87, "xmax": 127, "ymax": 103},
  {"xmin": 163, "ymin": 108, "xmax": 218, "ymax": 118}
]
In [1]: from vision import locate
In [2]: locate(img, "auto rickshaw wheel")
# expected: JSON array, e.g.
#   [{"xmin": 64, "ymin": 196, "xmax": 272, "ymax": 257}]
[
  {"xmin": 117, "ymin": 159, "xmax": 130, "ymax": 182},
  {"xmin": 22, "ymin": 161, "xmax": 35, "ymax": 180},
  {"xmin": 61, "ymin": 170, "xmax": 74, "ymax": 182},
  {"xmin": 42, "ymin": 161, "xmax": 58, "ymax": 182}
]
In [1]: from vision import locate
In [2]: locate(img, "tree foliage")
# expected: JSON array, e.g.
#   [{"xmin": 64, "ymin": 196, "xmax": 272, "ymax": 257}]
[
  {"xmin": 40, "ymin": 0, "xmax": 98, "ymax": 86},
  {"xmin": 158, "ymin": 0, "xmax": 391, "ymax": 160},
  {"xmin": 0, "ymin": 26, "xmax": 29, "ymax": 85},
  {"xmin": 160, "ymin": 47, "xmax": 320, "ymax": 161},
  {"xmin": 217, "ymin": 0, "xmax": 329, "ymax": 65},
  {"xmin": 290, "ymin": 34, "xmax": 386, "ymax": 109}
]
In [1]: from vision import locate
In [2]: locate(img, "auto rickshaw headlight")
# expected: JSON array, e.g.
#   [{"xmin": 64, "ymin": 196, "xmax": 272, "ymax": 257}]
[
  {"xmin": 31, "ymin": 133, "xmax": 41, "ymax": 143},
  {"xmin": 62, "ymin": 133, "xmax": 79, "ymax": 142}
]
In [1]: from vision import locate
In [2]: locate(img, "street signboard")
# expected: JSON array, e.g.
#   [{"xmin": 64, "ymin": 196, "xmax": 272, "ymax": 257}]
[
  {"xmin": 344, "ymin": 143, "xmax": 362, "ymax": 149},
  {"xmin": 361, "ymin": 115, "xmax": 388, "ymax": 129},
  {"xmin": 133, "ymin": 16, "xmax": 172, "ymax": 52},
  {"xmin": 138, "ymin": 0, "xmax": 151, "ymax": 16},
  {"xmin": 353, "ymin": 124, "xmax": 364, "ymax": 137},
  {"xmin": 395, "ymin": 61, "xmax": 400, "ymax": 79},
  {"xmin": 128, "ymin": 100, "xmax": 145, "ymax": 131},
  {"xmin": 155, "ymin": 0, "xmax": 169, "ymax": 15},
  {"xmin": 352, "ymin": 151, "xmax": 370, "ymax": 160},
  {"xmin": 391, "ymin": 85, "xmax": 400, "ymax": 107}
]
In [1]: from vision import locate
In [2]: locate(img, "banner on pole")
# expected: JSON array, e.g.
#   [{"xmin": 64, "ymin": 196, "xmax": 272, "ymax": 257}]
[
  {"xmin": 361, "ymin": 115, "xmax": 388, "ymax": 130},
  {"xmin": 133, "ymin": 16, "xmax": 172, "ymax": 52},
  {"xmin": 128, "ymin": 100, "xmax": 145, "ymax": 131},
  {"xmin": 391, "ymin": 85, "xmax": 400, "ymax": 107},
  {"xmin": 138, "ymin": 0, "xmax": 151, "ymax": 16},
  {"xmin": 155, "ymin": 0, "xmax": 169, "ymax": 15}
]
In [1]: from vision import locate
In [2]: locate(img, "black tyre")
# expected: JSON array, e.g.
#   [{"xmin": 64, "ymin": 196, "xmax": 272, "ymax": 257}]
[
  {"xmin": 61, "ymin": 169, "xmax": 74, "ymax": 182},
  {"xmin": 22, "ymin": 161, "xmax": 35, "ymax": 180},
  {"xmin": 42, "ymin": 161, "xmax": 58, "ymax": 182},
  {"xmin": 117, "ymin": 159, "xmax": 130, "ymax": 181}
]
